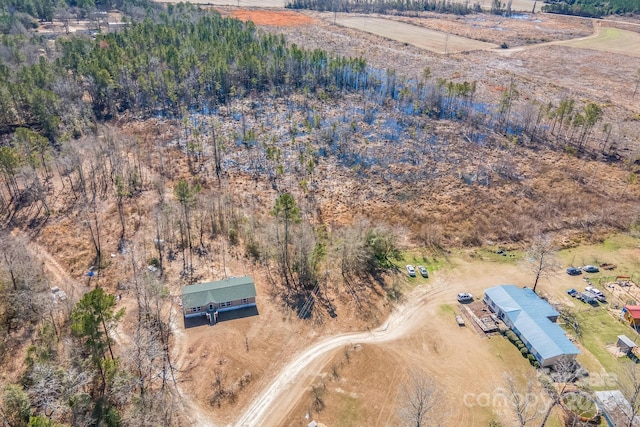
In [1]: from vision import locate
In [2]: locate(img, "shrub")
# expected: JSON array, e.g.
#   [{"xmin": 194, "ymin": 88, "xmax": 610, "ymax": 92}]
[
  {"xmin": 520, "ymin": 347, "xmax": 529, "ymax": 357},
  {"xmin": 505, "ymin": 330, "xmax": 518, "ymax": 342},
  {"xmin": 245, "ymin": 239, "xmax": 261, "ymax": 261},
  {"xmin": 228, "ymin": 228, "xmax": 238, "ymax": 246},
  {"xmin": 528, "ymin": 354, "xmax": 537, "ymax": 363}
]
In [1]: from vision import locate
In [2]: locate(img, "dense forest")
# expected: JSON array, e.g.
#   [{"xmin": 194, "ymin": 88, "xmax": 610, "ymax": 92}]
[{"xmin": 542, "ymin": 0, "xmax": 640, "ymax": 18}]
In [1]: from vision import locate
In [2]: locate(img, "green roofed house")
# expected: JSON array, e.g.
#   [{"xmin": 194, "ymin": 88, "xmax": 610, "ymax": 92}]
[{"xmin": 181, "ymin": 276, "xmax": 257, "ymax": 324}]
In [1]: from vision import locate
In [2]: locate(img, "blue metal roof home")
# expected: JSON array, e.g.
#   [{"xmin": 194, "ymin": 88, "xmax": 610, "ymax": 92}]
[{"xmin": 484, "ymin": 285, "xmax": 580, "ymax": 367}]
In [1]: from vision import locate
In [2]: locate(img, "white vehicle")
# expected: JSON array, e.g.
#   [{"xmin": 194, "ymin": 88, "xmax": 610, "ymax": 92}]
[
  {"xmin": 585, "ymin": 286, "xmax": 603, "ymax": 296},
  {"xmin": 457, "ymin": 293, "xmax": 473, "ymax": 303},
  {"xmin": 417, "ymin": 266, "xmax": 428, "ymax": 278},
  {"xmin": 585, "ymin": 286, "xmax": 606, "ymax": 301},
  {"xmin": 406, "ymin": 265, "xmax": 416, "ymax": 277}
]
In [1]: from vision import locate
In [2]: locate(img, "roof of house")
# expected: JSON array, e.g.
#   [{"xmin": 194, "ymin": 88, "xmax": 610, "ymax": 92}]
[
  {"xmin": 618, "ymin": 335, "xmax": 637, "ymax": 348},
  {"xmin": 485, "ymin": 285, "xmax": 580, "ymax": 362},
  {"xmin": 594, "ymin": 390, "xmax": 640, "ymax": 427},
  {"xmin": 625, "ymin": 305, "xmax": 640, "ymax": 319},
  {"xmin": 181, "ymin": 276, "xmax": 256, "ymax": 308}
]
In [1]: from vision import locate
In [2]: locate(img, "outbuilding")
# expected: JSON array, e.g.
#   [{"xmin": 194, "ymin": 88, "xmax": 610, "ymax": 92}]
[
  {"xmin": 181, "ymin": 276, "xmax": 257, "ymax": 324},
  {"xmin": 623, "ymin": 306, "xmax": 640, "ymax": 329},
  {"xmin": 617, "ymin": 335, "xmax": 637, "ymax": 354}
]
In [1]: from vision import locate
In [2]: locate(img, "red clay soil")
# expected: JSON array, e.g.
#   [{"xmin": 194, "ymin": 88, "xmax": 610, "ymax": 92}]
[{"xmin": 229, "ymin": 9, "xmax": 317, "ymax": 26}]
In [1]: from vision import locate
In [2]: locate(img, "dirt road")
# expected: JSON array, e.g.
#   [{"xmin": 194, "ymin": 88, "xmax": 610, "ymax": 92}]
[{"xmin": 236, "ymin": 280, "xmax": 448, "ymax": 426}]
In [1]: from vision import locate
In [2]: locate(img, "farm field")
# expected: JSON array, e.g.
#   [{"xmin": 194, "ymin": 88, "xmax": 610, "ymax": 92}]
[
  {"xmin": 334, "ymin": 15, "xmax": 497, "ymax": 53},
  {"xmin": 558, "ymin": 26, "xmax": 640, "ymax": 58}
]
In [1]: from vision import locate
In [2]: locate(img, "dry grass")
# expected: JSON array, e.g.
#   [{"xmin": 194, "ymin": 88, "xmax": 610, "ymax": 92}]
[{"xmin": 335, "ymin": 15, "xmax": 497, "ymax": 53}]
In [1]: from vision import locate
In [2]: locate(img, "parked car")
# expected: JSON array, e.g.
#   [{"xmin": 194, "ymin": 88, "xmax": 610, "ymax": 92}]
[
  {"xmin": 418, "ymin": 266, "xmax": 428, "ymax": 278},
  {"xmin": 579, "ymin": 291, "xmax": 598, "ymax": 305},
  {"xmin": 457, "ymin": 293, "xmax": 473, "ymax": 303},
  {"xmin": 585, "ymin": 286, "xmax": 606, "ymax": 301},
  {"xmin": 406, "ymin": 265, "xmax": 416, "ymax": 277},
  {"xmin": 566, "ymin": 267, "xmax": 582, "ymax": 276},
  {"xmin": 567, "ymin": 288, "xmax": 578, "ymax": 297},
  {"xmin": 582, "ymin": 265, "xmax": 599, "ymax": 273}
]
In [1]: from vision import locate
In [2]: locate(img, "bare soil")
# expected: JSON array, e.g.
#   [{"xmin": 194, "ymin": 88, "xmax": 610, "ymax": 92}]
[{"xmin": 228, "ymin": 9, "xmax": 318, "ymax": 26}]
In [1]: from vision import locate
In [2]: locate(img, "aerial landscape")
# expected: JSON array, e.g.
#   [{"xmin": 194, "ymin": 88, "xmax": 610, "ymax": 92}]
[{"xmin": 0, "ymin": 0, "xmax": 640, "ymax": 426}]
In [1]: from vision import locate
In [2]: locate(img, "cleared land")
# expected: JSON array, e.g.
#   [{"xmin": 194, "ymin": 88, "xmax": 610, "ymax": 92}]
[
  {"xmin": 335, "ymin": 16, "xmax": 497, "ymax": 53},
  {"xmin": 558, "ymin": 26, "xmax": 640, "ymax": 58},
  {"xmin": 157, "ymin": 0, "xmax": 286, "ymax": 6},
  {"xmin": 229, "ymin": 9, "xmax": 318, "ymax": 26}
]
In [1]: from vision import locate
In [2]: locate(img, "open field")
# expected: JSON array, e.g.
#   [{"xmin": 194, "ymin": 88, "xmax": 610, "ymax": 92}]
[
  {"xmin": 229, "ymin": 9, "xmax": 317, "ymax": 25},
  {"xmin": 335, "ymin": 15, "xmax": 497, "ymax": 53},
  {"xmin": 558, "ymin": 26, "xmax": 640, "ymax": 58}
]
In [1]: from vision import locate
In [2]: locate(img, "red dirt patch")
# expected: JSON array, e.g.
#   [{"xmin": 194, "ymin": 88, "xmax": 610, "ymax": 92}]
[{"xmin": 229, "ymin": 9, "xmax": 317, "ymax": 27}]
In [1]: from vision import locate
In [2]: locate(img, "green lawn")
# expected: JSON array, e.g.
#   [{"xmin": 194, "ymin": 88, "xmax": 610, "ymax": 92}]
[
  {"xmin": 439, "ymin": 303, "xmax": 455, "ymax": 316},
  {"xmin": 573, "ymin": 309, "xmax": 637, "ymax": 382},
  {"xmin": 558, "ymin": 233, "xmax": 640, "ymax": 282},
  {"xmin": 335, "ymin": 394, "xmax": 361, "ymax": 426}
]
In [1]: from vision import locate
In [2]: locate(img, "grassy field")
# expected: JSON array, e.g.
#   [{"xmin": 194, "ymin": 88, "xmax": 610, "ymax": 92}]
[
  {"xmin": 558, "ymin": 27, "xmax": 640, "ymax": 58},
  {"xmin": 573, "ymin": 309, "xmax": 637, "ymax": 382},
  {"xmin": 335, "ymin": 16, "xmax": 497, "ymax": 54}
]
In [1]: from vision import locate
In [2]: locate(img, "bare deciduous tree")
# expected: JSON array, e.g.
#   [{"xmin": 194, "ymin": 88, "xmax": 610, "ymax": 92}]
[
  {"xmin": 538, "ymin": 356, "xmax": 579, "ymax": 427},
  {"xmin": 618, "ymin": 363, "xmax": 640, "ymax": 427},
  {"xmin": 503, "ymin": 373, "xmax": 541, "ymax": 427},
  {"xmin": 398, "ymin": 371, "xmax": 442, "ymax": 427},
  {"xmin": 525, "ymin": 234, "xmax": 558, "ymax": 294}
]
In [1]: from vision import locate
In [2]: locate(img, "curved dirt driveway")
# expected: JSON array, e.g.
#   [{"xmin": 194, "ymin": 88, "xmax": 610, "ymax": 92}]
[{"xmin": 236, "ymin": 281, "xmax": 448, "ymax": 426}]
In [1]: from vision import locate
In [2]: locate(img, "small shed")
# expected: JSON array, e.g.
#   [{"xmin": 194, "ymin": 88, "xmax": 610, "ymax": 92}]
[
  {"xmin": 617, "ymin": 335, "xmax": 637, "ymax": 354},
  {"xmin": 623, "ymin": 306, "xmax": 640, "ymax": 328}
]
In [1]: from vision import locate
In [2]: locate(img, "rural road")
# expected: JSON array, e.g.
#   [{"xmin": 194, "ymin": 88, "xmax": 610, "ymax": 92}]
[{"xmin": 235, "ymin": 281, "xmax": 448, "ymax": 426}]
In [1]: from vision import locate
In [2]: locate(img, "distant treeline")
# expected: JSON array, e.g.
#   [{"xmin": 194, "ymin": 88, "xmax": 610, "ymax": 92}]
[
  {"xmin": 0, "ymin": 0, "xmax": 155, "ymax": 22},
  {"xmin": 542, "ymin": 0, "xmax": 640, "ymax": 17},
  {"xmin": 286, "ymin": 0, "xmax": 481, "ymax": 15}
]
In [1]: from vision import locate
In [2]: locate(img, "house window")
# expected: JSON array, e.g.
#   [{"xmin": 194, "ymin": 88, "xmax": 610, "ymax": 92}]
[
  {"xmin": 209, "ymin": 304, "xmax": 214, "ymax": 311},
  {"xmin": 220, "ymin": 301, "xmax": 231, "ymax": 308},
  {"xmin": 242, "ymin": 298, "xmax": 248, "ymax": 304}
]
